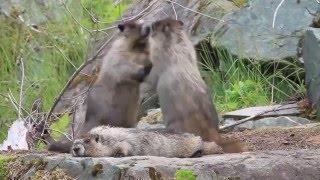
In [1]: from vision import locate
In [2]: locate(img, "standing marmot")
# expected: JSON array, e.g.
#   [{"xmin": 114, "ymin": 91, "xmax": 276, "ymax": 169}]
[
  {"xmin": 47, "ymin": 20, "xmax": 152, "ymax": 153},
  {"xmin": 72, "ymin": 126, "xmax": 223, "ymax": 157},
  {"xmin": 148, "ymin": 18, "xmax": 221, "ymax": 143}
]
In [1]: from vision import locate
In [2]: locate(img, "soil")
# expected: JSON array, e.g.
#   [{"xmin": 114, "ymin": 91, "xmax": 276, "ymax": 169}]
[{"xmin": 223, "ymin": 124, "xmax": 320, "ymax": 151}]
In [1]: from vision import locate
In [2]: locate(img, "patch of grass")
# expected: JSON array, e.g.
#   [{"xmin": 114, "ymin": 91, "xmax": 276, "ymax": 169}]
[
  {"xmin": 199, "ymin": 43, "xmax": 305, "ymax": 113},
  {"xmin": 175, "ymin": 169, "xmax": 196, "ymax": 180},
  {"xmin": 0, "ymin": 155, "xmax": 15, "ymax": 179},
  {"xmin": 0, "ymin": 0, "xmax": 129, "ymax": 143},
  {"xmin": 49, "ymin": 113, "xmax": 71, "ymax": 140}
]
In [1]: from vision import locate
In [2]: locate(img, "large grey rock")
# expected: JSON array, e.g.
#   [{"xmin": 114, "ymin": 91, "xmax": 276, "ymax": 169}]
[
  {"xmin": 213, "ymin": 0, "xmax": 319, "ymax": 60},
  {"xmin": 12, "ymin": 149, "xmax": 320, "ymax": 180},
  {"xmin": 303, "ymin": 30, "xmax": 320, "ymax": 118}
]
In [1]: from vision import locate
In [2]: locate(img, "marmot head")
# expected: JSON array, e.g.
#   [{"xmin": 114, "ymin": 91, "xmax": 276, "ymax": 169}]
[
  {"xmin": 117, "ymin": 20, "xmax": 150, "ymax": 42},
  {"xmin": 149, "ymin": 18, "xmax": 184, "ymax": 46},
  {"xmin": 72, "ymin": 131, "xmax": 131, "ymax": 157}
]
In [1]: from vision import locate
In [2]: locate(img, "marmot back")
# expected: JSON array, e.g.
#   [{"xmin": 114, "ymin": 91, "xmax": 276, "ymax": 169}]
[{"xmin": 71, "ymin": 126, "xmax": 223, "ymax": 157}]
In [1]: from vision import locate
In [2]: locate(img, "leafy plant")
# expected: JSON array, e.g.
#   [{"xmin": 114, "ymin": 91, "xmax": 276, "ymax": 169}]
[{"xmin": 175, "ymin": 169, "xmax": 196, "ymax": 180}]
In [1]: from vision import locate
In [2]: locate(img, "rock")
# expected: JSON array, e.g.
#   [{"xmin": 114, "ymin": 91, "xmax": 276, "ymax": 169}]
[
  {"xmin": 139, "ymin": 108, "xmax": 163, "ymax": 124},
  {"xmin": 303, "ymin": 30, "xmax": 320, "ymax": 118},
  {"xmin": 8, "ymin": 149, "xmax": 320, "ymax": 179},
  {"xmin": 213, "ymin": 0, "xmax": 319, "ymax": 60},
  {"xmin": 0, "ymin": 0, "xmax": 68, "ymax": 26},
  {"xmin": 0, "ymin": 120, "xmax": 28, "ymax": 151},
  {"xmin": 223, "ymin": 103, "xmax": 301, "ymax": 119},
  {"xmin": 222, "ymin": 116, "xmax": 312, "ymax": 131}
]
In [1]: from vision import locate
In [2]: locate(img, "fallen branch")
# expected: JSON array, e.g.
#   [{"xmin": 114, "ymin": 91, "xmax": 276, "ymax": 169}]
[{"xmin": 220, "ymin": 103, "xmax": 297, "ymax": 131}]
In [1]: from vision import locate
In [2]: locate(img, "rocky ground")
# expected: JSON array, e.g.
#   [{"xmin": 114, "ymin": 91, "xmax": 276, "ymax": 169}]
[{"xmin": 1, "ymin": 123, "xmax": 320, "ymax": 179}]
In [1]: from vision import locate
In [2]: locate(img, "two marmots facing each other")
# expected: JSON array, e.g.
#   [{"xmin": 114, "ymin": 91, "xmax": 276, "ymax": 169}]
[{"xmin": 72, "ymin": 126, "xmax": 223, "ymax": 158}]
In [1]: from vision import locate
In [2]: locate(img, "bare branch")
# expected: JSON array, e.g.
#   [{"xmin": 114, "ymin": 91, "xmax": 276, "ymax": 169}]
[
  {"xmin": 48, "ymin": 128, "xmax": 72, "ymax": 141},
  {"xmin": 17, "ymin": 56, "xmax": 25, "ymax": 119},
  {"xmin": 61, "ymin": 0, "xmax": 92, "ymax": 34},
  {"xmin": 166, "ymin": 0, "xmax": 224, "ymax": 22},
  {"xmin": 272, "ymin": 0, "xmax": 286, "ymax": 28},
  {"xmin": 170, "ymin": 1, "xmax": 178, "ymax": 20}
]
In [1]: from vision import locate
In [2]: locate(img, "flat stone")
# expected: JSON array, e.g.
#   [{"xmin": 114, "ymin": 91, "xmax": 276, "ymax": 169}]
[{"xmin": 223, "ymin": 103, "xmax": 301, "ymax": 119}]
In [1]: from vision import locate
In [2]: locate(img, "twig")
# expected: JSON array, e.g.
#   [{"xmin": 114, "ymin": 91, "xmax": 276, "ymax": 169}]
[
  {"xmin": 170, "ymin": 1, "xmax": 178, "ymax": 20},
  {"xmin": 72, "ymin": 105, "xmax": 76, "ymax": 140},
  {"xmin": 272, "ymin": 0, "xmax": 286, "ymax": 28},
  {"xmin": 17, "ymin": 57, "xmax": 25, "ymax": 119},
  {"xmin": 166, "ymin": 0, "xmax": 224, "ymax": 22},
  {"xmin": 220, "ymin": 104, "xmax": 296, "ymax": 131},
  {"xmin": 61, "ymin": 0, "xmax": 92, "ymax": 34},
  {"xmin": 53, "ymin": 44, "xmax": 77, "ymax": 70},
  {"xmin": 48, "ymin": 128, "xmax": 72, "ymax": 141}
]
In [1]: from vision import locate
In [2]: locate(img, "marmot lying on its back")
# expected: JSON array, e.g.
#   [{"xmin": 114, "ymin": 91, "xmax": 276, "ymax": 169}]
[{"xmin": 72, "ymin": 126, "xmax": 223, "ymax": 158}]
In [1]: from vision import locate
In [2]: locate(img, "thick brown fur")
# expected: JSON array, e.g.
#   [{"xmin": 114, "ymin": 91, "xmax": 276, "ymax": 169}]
[
  {"xmin": 71, "ymin": 126, "xmax": 223, "ymax": 157},
  {"xmin": 47, "ymin": 21, "xmax": 152, "ymax": 153},
  {"xmin": 148, "ymin": 18, "xmax": 243, "ymax": 153}
]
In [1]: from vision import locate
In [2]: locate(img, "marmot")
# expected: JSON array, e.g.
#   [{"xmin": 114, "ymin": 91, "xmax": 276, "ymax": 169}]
[
  {"xmin": 72, "ymin": 126, "xmax": 223, "ymax": 157},
  {"xmin": 148, "ymin": 18, "xmax": 243, "ymax": 153},
  {"xmin": 47, "ymin": 20, "xmax": 152, "ymax": 153},
  {"xmin": 148, "ymin": 18, "xmax": 220, "ymax": 142}
]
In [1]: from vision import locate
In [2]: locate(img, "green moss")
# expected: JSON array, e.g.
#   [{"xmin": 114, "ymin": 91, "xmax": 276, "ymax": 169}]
[
  {"xmin": 175, "ymin": 169, "xmax": 196, "ymax": 180},
  {"xmin": 0, "ymin": 155, "xmax": 15, "ymax": 179}
]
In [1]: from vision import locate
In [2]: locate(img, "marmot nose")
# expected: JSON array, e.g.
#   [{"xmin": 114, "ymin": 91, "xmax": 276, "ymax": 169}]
[{"xmin": 73, "ymin": 147, "xmax": 80, "ymax": 153}]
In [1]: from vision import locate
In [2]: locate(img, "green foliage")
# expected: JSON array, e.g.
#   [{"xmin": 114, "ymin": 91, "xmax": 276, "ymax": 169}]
[
  {"xmin": 50, "ymin": 113, "xmax": 71, "ymax": 140},
  {"xmin": 199, "ymin": 43, "xmax": 305, "ymax": 112},
  {"xmin": 0, "ymin": 0, "xmax": 129, "ymax": 143},
  {"xmin": 175, "ymin": 169, "xmax": 196, "ymax": 180},
  {"xmin": 0, "ymin": 155, "xmax": 14, "ymax": 179},
  {"xmin": 224, "ymin": 80, "xmax": 268, "ymax": 110}
]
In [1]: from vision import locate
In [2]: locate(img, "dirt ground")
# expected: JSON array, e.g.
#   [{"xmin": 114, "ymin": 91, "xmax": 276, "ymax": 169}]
[{"xmin": 223, "ymin": 124, "xmax": 320, "ymax": 151}]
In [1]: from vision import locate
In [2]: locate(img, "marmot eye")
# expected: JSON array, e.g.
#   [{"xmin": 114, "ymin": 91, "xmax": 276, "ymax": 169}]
[
  {"xmin": 84, "ymin": 138, "xmax": 90, "ymax": 143},
  {"xmin": 95, "ymin": 136, "xmax": 99, "ymax": 143},
  {"xmin": 114, "ymin": 151, "xmax": 125, "ymax": 158}
]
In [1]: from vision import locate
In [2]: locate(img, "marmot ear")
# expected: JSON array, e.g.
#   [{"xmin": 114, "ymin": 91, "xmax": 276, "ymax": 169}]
[
  {"xmin": 177, "ymin": 20, "xmax": 184, "ymax": 27},
  {"xmin": 141, "ymin": 26, "xmax": 150, "ymax": 37},
  {"xmin": 118, "ymin": 24, "xmax": 125, "ymax": 32}
]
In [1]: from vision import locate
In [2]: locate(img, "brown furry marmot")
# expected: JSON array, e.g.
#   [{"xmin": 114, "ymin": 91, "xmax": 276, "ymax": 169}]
[
  {"xmin": 148, "ymin": 18, "xmax": 221, "ymax": 143},
  {"xmin": 47, "ymin": 20, "xmax": 152, "ymax": 153},
  {"xmin": 72, "ymin": 126, "xmax": 223, "ymax": 157}
]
